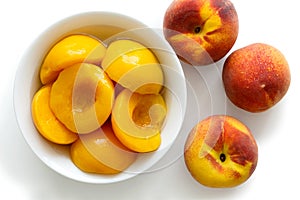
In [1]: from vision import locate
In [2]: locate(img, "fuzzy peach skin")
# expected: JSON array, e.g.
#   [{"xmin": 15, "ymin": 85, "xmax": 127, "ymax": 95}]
[
  {"xmin": 184, "ymin": 115, "xmax": 258, "ymax": 188},
  {"xmin": 222, "ymin": 43, "xmax": 291, "ymax": 112},
  {"xmin": 163, "ymin": 0, "xmax": 238, "ymax": 66}
]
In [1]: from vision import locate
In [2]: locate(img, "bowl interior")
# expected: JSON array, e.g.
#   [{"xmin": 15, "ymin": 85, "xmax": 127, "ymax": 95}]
[{"xmin": 14, "ymin": 12, "xmax": 187, "ymax": 184}]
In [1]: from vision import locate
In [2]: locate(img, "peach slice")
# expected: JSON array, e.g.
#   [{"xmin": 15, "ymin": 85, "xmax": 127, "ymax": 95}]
[
  {"xmin": 101, "ymin": 39, "xmax": 164, "ymax": 94},
  {"xmin": 50, "ymin": 63, "xmax": 114, "ymax": 134},
  {"xmin": 40, "ymin": 34, "xmax": 106, "ymax": 84},
  {"xmin": 31, "ymin": 84, "xmax": 78, "ymax": 144},
  {"xmin": 70, "ymin": 121, "xmax": 137, "ymax": 174},
  {"xmin": 111, "ymin": 89, "xmax": 167, "ymax": 152}
]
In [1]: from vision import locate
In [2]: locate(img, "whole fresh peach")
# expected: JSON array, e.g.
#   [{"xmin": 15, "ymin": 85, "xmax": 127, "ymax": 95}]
[
  {"xmin": 222, "ymin": 43, "xmax": 291, "ymax": 112},
  {"xmin": 163, "ymin": 0, "xmax": 238, "ymax": 66},
  {"xmin": 184, "ymin": 115, "xmax": 258, "ymax": 188}
]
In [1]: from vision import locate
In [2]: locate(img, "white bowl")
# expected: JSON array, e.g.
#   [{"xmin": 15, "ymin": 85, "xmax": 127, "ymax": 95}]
[{"xmin": 13, "ymin": 11, "xmax": 187, "ymax": 184}]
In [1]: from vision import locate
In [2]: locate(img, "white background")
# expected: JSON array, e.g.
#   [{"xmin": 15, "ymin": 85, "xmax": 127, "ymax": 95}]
[{"xmin": 1, "ymin": 0, "xmax": 299, "ymax": 199}]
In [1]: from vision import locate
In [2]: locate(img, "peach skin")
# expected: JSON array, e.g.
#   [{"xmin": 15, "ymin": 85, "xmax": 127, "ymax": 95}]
[{"xmin": 184, "ymin": 115, "xmax": 258, "ymax": 188}]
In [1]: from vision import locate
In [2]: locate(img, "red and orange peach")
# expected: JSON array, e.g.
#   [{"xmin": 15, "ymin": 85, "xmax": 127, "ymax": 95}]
[
  {"xmin": 184, "ymin": 115, "xmax": 258, "ymax": 188},
  {"xmin": 222, "ymin": 43, "xmax": 291, "ymax": 112},
  {"xmin": 163, "ymin": 0, "xmax": 239, "ymax": 65}
]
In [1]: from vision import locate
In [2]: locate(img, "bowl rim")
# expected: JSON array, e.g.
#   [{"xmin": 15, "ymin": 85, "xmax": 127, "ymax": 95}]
[{"xmin": 13, "ymin": 11, "xmax": 187, "ymax": 184}]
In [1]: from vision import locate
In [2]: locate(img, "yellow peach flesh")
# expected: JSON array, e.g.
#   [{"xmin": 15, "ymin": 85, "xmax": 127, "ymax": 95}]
[
  {"xmin": 50, "ymin": 63, "xmax": 114, "ymax": 134},
  {"xmin": 111, "ymin": 89, "xmax": 167, "ymax": 152},
  {"xmin": 70, "ymin": 122, "xmax": 137, "ymax": 174},
  {"xmin": 40, "ymin": 34, "xmax": 106, "ymax": 84},
  {"xmin": 31, "ymin": 84, "xmax": 78, "ymax": 144},
  {"xmin": 102, "ymin": 39, "xmax": 164, "ymax": 94}
]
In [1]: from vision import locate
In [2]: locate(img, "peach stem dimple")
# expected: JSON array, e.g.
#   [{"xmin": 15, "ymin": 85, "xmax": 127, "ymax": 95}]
[
  {"xmin": 194, "ymin": 26, "xmax": 201, "ymax": 34},
  {"xmin": 220, "ymin": 153, "xmax": 226, "ymax": 162}
]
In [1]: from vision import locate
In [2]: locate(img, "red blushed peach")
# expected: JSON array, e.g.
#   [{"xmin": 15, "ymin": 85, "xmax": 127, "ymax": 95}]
[
  {"xmin": 184, "ymin": 115, "xmax": 258, "ymax": 188},
  {"xmin": 222, "ymin": 43, "xmax": 291, "ymax": 112},
  {"xmin": 163, "ymin": 0, "xmax": 238, "ymax": 66}
]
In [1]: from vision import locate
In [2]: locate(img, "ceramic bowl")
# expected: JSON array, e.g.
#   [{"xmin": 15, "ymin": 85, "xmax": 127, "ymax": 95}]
[{"xmin": 14, "ymin": 11, "xmax": 187, "ymax": 184}]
